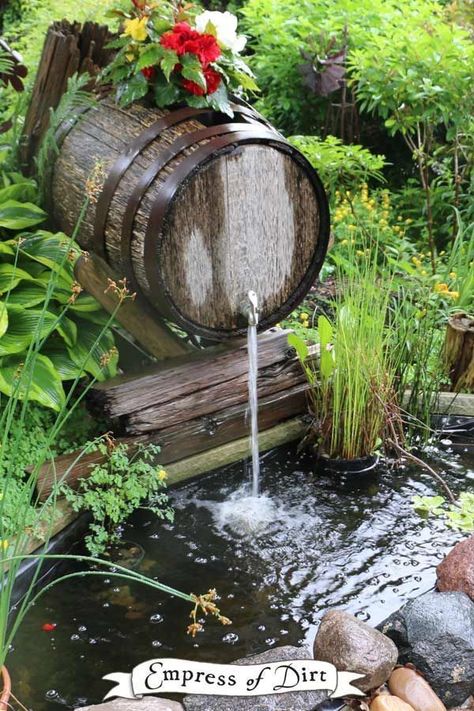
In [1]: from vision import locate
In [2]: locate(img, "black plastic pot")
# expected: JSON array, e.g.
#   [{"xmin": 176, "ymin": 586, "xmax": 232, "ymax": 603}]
[{"xmin": 317, "ymin": 453, "xmax": 379, "ymax": 475}]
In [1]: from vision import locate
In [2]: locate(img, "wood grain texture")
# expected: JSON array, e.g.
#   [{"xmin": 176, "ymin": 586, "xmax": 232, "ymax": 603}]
[
  {"xmin": 51, "ymin": 98, "xmax": 329, "ymax": 340},
  {"xmin": 35, "ymin": 384, "xmax": 308, "ymax": 500},
  {"xmin": 88, "ymin": 329, "xmax": 292, "ymax": 418},
  {"xmin": 444, "ymin": 313, "xmax": 474, "ymax": 392},
  {"xmin": 74, "ymin": 253, "xmax": 190, "ymax": 359},
  {"xmin": 21, "ymin": 20, "xmax": 113, "ymax": 171}
]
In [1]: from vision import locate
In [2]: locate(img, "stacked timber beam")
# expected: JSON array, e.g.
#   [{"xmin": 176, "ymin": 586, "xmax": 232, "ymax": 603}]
[{"xmin": 36, "ymin": 330, "xmax": 309, "ymax": 500}]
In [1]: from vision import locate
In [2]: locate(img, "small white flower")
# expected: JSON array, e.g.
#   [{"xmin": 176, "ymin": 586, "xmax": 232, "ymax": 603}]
[{"xmin": 195, "ymin": 11, "xmax": 247, "ymax": 53}]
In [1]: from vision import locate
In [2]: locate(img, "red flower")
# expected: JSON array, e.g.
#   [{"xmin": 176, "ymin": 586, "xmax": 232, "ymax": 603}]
[
  {"xmin": 182, "ymin": 66, "xmax": 221, "ymax": 96},
  {"xmin": 141, "ymin": 66, "xmax": 156, "ymax": 81},
  {"xmin": 42, "ymin": 622, "xmax": 57, "ymax": 632},
  {"xmin": 160, "ymin": 22, "xmax": 221, "ymax": 67}
]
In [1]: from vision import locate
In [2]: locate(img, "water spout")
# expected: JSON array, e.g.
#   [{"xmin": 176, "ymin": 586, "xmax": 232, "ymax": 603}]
[{"xmin": 241, "ymin": 290, "xmax": 260, "ymax": 497}]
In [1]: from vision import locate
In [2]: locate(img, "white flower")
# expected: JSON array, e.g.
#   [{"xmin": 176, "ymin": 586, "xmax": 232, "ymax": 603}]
[{"xmin": 195, "ymin": 11, "xmax": 247, "ymax": 54}]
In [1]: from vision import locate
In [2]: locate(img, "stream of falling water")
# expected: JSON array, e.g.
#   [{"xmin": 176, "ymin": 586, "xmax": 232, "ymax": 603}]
[{"xmin": 247, "ymin": 316, "xmax": 260, "ymax": 496}]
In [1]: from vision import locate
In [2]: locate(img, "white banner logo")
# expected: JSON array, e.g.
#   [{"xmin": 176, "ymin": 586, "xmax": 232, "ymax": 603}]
[{"xmin": 103, "ymin": 658, "xmax": 364, "ymax": 700}]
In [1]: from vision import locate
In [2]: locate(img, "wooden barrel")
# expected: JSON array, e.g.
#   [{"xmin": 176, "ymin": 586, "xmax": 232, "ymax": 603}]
[{"xmin": 52, "ymin": 99, "xmax": 330, "ymax": 340}]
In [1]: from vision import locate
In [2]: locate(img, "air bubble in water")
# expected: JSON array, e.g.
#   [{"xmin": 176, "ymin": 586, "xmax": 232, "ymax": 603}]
[
  {"xmin": 222, "ymin": 632, "xmax": 239, "ymax": 644},
  {"xmin": 150, "ymin": 613, "xmax": 163, "ymax": 624}
]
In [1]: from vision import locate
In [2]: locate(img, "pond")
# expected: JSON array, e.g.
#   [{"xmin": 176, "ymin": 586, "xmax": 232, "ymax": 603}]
[{"xmin": 8, "ymin": 438, "xmax": 474, "ymax": 709}]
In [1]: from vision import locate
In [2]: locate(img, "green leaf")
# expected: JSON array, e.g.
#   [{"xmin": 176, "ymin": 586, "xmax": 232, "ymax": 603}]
[
  {"xmin": 116, "ymin": 73, "xmax": 149, "ymax": 107},
  {"xmin": 137, "ymin": 44, "xmax": 165, "ymax": 71},
  {"xmin": 55, "ymin": 314, "xmax": 77, "ymax": 348},
  {"xmin": 0, "ymin": 180, "xmax": 37, "ymax": 204},
  {"xmin": 209, "ymin": 84, "xmax": 234, "ymax": 117},
  {"xmin": 0, "ymin": 353, "xmax": 66, "ymax": 411},
  {"xmin": 42, "ymin": 343, "xmax": 84, "ymax": 381},
  {"xmin": 19, "ymin": 232, "xmax": 77, "ymax": 271},
  {"xmin": 318, "ymin": 315, "xmax": 334, "ymax": 379},
  {"xmin": 232, "ymin": 70, "xmax": 259, "ymax": 91},
  {"xmin": 4, "ymin": 282, "xmax": 46, "ymax": 307},
  {"xmin": 0, "ymin": 200, "xmax": 46, "ymax": 229},
  {"xmin": 154, "ymin": 80, "xmax": 180, "ymax": 107},
  {"xmin": 0, "ymin": 263, "xmax": 34, "ymax": 293},
  {"xmin": 288, "ymin": 332, "xmax": 308, "ymax": 363},
  {"xmin": 0, "ymin": 301, "xmax": 7, "ymax": 338},
  {"xmin": 180, "ymin": 53, "xmax": 206, "ymax": 89},
  {"xmin": 0, "ymin": 306, "xmax": 57, "ymax": 355},
  {"xmin": 68, "ymin": 320, "xmax": 118, "ymax": 381}
]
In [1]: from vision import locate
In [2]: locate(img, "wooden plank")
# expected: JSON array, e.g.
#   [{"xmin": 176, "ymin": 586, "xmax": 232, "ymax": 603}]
[
  {"xmin": 75, "ymin": 254, "xmax": 191, "ymax": 359},
  {"xmin": 164, "ymin": 418, "xmax": 306, "ymax": 486},
  {"xmin": 435, "ymin": 391, "xmax": 474, "ymax": 416},
  {"xmin": 89, "ymin": 329, "xmax": 292, "ymax": 418},
  {"xmin": 127, "ymin": 358, "xmax": 305, "ymax": 434},
  {"xmin": 35, "ymin": 384, "xmax": 309, "ymax": 500}
]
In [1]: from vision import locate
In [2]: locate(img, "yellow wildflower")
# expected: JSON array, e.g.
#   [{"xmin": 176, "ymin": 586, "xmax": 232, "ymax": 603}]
[
  {"xmin": 157, "ymin": 469, "xmax": 167, "ymax": 482},
  {"xmin": 300, "ymin": 312, "xmax": 308, "ymax": 321},
  {"xmin": 420, "ymin": 269, "xmax": 428, "ymax": 276},
  {"xmin": 405, "ymin": 218, "xmax": 413, "ymax": 224},
  {"xmin": 446, "ymin": 291, "xmax": 459, "ymax": 300},
  {"xmin": 341, "ymin": 239, "xmax": 349, "ymax": 246},
  {"xmin": 411, "ymin": 256, "xmax": 422, "ymax": 268},
  {"xmin": 356, "ymin": 250, "xmax": 365, "ymax": 256},
  {"xmin": 449, "ymin": 271, "xmax": 457, "ymax": 279},
  {"xmin": 123, "ymin": 17, "xmax": 148, "ymax": 42},
  {"xmin": 434, "ymin": 283, "xmax": 449, "ymax": 293},
  {"xmin": 126, "ymin": 52, "xmax": 136, "ymax": 62},
  {"xmin": 0, "ymin": 540, "xmax": 8, "ymax": 551}
]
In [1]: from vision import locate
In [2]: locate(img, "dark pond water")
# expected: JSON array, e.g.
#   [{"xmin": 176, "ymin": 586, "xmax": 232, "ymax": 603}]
[{"xmin": 8, "ymin": 439, "xmax": 474, "ymax": 709}]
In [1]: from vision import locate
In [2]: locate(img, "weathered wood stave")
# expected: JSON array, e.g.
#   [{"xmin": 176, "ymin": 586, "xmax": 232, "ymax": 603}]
[{"xmin": 52, "ymin": 100, "xmax": 329, "ymax": 340}]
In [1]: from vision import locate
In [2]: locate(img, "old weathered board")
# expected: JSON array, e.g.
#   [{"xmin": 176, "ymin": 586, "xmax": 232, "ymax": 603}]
[
  {"xmin": 88, "ymin": 329, "xmax": 299, "ymax": 429},
  {"xmin": 20, "ymin": 20, "xmax": 113, "ymax": 170},
  {"xmin": 50, "ymin": 96, "xmax": 329, "ymax": 340},
  {"xmin": 35, "ymin": 385, "xmax": 309, "ymax": 500},
  {"xmin": 444, "ymin": 313, "xmax": 474, "ymax": 392}
]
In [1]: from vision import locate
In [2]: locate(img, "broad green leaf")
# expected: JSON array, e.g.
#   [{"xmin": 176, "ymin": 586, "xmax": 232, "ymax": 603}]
[
  {"xmin": 0, "ymin": 263, "xmax": 34, "ymax": 293},
  {"xmin": 68, "ymin": 292, "xmax": 103, "ymax": 313},
  {"xmin": 0, "ymin": 353, "xmax": 66, "ymax": 411},
  {"xmin": 232, "ymin": 70, "xmax": 259, "ymax": 91},
  {"xmin": 42, "ymin": 344, "xmax": 84, "ymax": 381},
  {"xmin": 288, "ymin": 332, "xmax": 308, "ymax": 363},
  {"xmin": 0, "ymin": 200, "xmax": 46, "ymax": 229},
  {"xmin": 0, "ymin": 301, "xmax": 7, "ymax": 338},
  {"xmin": 19, "ymin": 232, "xmax": 77, "ymax": 272},
  {"xmin": 116, "ymin": 73, "xmax": 149, "ymax": 107},
  {"xmin": 137, "ymin": 44, "xmax": 165, "ymax": 71},
  {"xmin": 3, "ymin": 282, "xmax": 46, "ymax": 307},
  {"xmin": 68, "ymin": 320, "xmax": 118, "ymax": 381},
  {"xmin": 180, "ymin": 54, "xmax": 206, "ymax": 89},
  {"xmin": 318, "ymin": 315, "xmax": 334, "ymax": 379},
  {"xmin": 209, "ymin": 84, "xmax": 234, "ymax": 117},
  {"xmin": 154, "ymin": 80, "xmax": 180, "ymax": 107},
  {"xmin": 55, "ymin": 315, "xmax": 77, "ymax": 347},
  {"xmin": 0, "ymin": 306, "xmax": 57, "ymax": 355},
  {"xmin": 0, "ymin": 180, "xmax": 37, "ymax": 204}
]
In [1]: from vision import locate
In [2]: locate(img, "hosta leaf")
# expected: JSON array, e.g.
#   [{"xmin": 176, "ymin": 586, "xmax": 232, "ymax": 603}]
[
  {"xmin": 0, "ymin": 263, "xmax": 34, "ymax": 293},
  {"xmin": 0, "ymin": 301, "xmax": 7, "ymax": 338},
  {"xmin": 68, "ymin": 292, "xmax": 104, "ymax": 313},
  {"xmin": 68, "ymin": 320, "xmax": 118, "ymax": 381},
  {"xmin": 42, "ymin": 343, "xmax": 84, "ymax": 381},
  {"xmin": 318, "ymin": 315, "xmax": 334, "ymax": 379},
  {"xmin": 0, "ymin": 200, "xmax": 46, "ymax": 229},
  {"xmin": 19, "ymin": 232, "xmax": 78, "ymax": 273},
  {"xmin": 0, "ymin": 353, "xmax": 66, "ymax": 411},
  {"xmin": 0, "ymin": 180, "xmax": 37, "ymax": 204},
  {"xmin": 0, "ymin": 306, "xmax": 57, "ymax": 355},
  {"xmin": 4, "ymin": 282, "xmax": 46, "ymax": 307},
  {"xmin": 55, "ymin": 314, "xmax": 77, "ymax": 347}
]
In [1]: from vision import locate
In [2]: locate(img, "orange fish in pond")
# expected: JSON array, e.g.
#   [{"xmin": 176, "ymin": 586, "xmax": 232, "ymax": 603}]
[{"xmin": 41, "ymin": 623, "xmax": 56, "ymax": 632}]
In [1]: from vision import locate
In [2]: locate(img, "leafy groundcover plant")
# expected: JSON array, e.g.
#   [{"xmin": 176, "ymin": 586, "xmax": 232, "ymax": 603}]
[{"xmin": 59, "ymin": 441, "xmax": 174, "ymax": 557}]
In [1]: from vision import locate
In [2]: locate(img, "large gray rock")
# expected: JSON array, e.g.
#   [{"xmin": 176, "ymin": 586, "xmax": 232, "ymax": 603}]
[
  {"xmin": 381, "ymin": 591, "xmax": 474, "ymax": 650},
  {"xmin": 380, "ymin": 591, "xmax": 474, "ymax": 706},
  {"xmin": 78, "ymin": 699, "xmax": 184, "ymax": 711},
  {"xmin": 409, "ymin": 636, "xmax": 474, "ymax": 708},
  {"xmin": 183, "ymin": 645, "xmax": 328, "ymax": 711},
  {"xmin": 313, "ymin": 610, "xmax": 398, "ymax": 692}
]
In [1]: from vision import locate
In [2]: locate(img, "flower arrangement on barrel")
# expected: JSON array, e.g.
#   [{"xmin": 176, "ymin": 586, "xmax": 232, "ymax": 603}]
[{"xmin": 104, "ymin": 0, "xmax": 258, "ymax": 116}]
